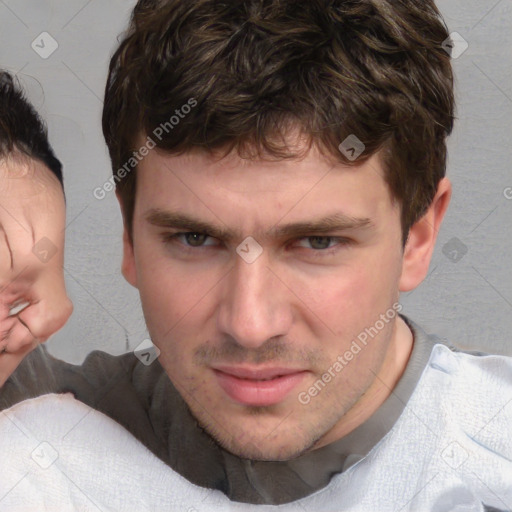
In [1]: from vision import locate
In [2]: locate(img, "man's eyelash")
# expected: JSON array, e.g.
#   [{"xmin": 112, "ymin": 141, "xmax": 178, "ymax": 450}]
[{"xmin": 161, "ymin": 232, "xmax": 353, "ymax": 255}]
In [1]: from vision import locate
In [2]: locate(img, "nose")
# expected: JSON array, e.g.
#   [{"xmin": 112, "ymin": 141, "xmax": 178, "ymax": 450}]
[{"xmin": 217, "ymin": 251, "xmax": 292, "ymax": 350}]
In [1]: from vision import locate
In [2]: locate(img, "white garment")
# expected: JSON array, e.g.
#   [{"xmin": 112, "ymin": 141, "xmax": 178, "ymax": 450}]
[{"xmin": 0, "ymin": 343, "xmax": 511, "ymax": 512}]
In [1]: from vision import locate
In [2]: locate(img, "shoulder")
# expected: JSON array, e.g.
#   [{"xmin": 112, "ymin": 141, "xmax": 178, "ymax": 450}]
[
  {"xmin": 426, "ymin": 343, "xmax": 512, "ymax": 441},
  {"xmin": 0, "ymin": 393, "xmax": 207, "ymax": 511},
  {"xmin": 427, "ymin": 342, "xmax": 512, "ymax": 396},
  {"xmin": 1, "ymin": 344, "xmax": 175, "ymax": 461}
]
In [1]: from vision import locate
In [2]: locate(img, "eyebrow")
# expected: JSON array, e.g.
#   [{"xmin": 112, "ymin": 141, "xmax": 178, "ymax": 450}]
[{"xmin": 145, "ymin": 209, "xmax": 374, "ymax": 242}]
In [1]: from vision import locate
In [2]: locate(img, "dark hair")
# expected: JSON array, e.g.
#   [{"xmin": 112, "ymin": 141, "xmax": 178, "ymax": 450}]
[
  {"xmin": 103, "ymin": 0, "xmax": 455, "ymax": 245},
  {"xmin": 0, "ymin": 71, "xmax": 63, "ymax": 186}
]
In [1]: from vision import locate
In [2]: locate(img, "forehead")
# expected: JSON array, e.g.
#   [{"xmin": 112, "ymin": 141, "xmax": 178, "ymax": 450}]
[{"xmin": 134, "ymin": 142, "xmax": 398, "ymax": 234}]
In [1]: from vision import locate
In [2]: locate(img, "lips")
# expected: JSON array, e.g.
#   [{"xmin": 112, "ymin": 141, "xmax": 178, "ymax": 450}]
[{"xmin": 212, "ymin": 365, "xmax": 308, "ymax": 407}]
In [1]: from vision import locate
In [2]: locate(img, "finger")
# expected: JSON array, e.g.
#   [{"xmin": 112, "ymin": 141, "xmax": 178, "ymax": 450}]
[
  {"xmin": 0, "ymin": 316, "xmax": 36, "ymax": 353},
  {"xmin": 0, "ymin": 315, "xmax": 17, "ymax": 350},
  {"xmin": 18, "ymin": 286, "xmax": 73, "ymax": 342}
]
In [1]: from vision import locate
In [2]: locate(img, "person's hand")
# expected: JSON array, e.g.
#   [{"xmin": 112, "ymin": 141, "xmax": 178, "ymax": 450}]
[{"xmin": 0, "ymin": 154, "xmax": 72, "ymax": 387}]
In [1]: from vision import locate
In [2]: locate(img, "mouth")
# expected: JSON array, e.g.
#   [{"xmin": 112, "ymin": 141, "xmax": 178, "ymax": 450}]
[{"xmin": 212, "ymin": 365, "xmax": 308, "ymax": 407}]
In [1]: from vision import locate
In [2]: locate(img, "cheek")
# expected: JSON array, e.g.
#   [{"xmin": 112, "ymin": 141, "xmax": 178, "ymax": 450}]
[
  {"xmin": 133, "ymin": 243, "xmax": 186, "ymax": 332},
  {"xmin": 136, "ymin": 269, "xmax": 201, "ymax": 374},
  {"xmin": 295, "ymin": 248, "xmax": 400, "ymax": 340},
  {"xmin": 134, "ymin": 245, "xmax": 220, "ymax": 358},
  {"xmin": 313, "ymin": 271, "xmax": 376, "ymax": 337}
]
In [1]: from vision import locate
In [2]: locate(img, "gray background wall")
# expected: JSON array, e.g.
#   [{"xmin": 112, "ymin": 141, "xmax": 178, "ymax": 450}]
[{"xmin": 0, "ymin": 0, "xmax": 510, "ymax": 363}]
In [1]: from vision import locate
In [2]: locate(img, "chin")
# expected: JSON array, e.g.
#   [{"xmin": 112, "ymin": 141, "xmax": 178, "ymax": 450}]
[
  {"xmin": 211, "ymin": 427, "xmax": 317, "ymax": 461},
  {"xmin": 187, "ymin": 398, "xmax": 323, "ymax": 461},
  {"xmin": 230, "ymin": 441, "xmax": 305, "ymax": 461}
]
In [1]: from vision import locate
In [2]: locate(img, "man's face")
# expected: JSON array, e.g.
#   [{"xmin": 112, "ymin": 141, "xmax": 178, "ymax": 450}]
[{"xmin": 124, "ymin": 139, "xmax": 407, "ymax": 460}]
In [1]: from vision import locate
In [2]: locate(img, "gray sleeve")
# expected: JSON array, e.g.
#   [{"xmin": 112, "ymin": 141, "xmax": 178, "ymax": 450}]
[{"xmin": 0, "ymin": 345, "xmax": 63, "ymax": 409}]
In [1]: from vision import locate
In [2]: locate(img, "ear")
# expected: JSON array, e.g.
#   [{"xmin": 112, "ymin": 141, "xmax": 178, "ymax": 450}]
[
  {"xmin": 116, "ymin": 192, "xmax": 138, "ymax": 288},
  {"xmin": 399, "ymin": 177, "xmax": 452, "ymax": 292}
]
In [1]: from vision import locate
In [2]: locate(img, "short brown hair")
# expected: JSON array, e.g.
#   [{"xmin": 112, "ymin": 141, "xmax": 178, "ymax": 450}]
[{"xmin": 102, "ymin": 0, "xmax": 454, "ymax": 245}]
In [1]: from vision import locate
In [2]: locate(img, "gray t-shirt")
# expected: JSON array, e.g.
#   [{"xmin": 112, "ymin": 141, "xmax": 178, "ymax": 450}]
[{"xmin": 0, "ymin": 314, "xmax": 449, "ymax": 505}]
